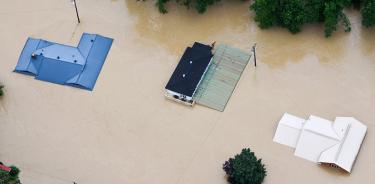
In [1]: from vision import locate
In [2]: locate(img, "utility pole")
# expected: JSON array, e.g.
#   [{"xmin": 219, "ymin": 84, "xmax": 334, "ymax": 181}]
[
  {"xmin": 252, "ymin": 43, "xmax": 257, "ymax": 67},
  {"xmin": 73, "ymin": 0, "xmax": 81, "ymax": 23}
]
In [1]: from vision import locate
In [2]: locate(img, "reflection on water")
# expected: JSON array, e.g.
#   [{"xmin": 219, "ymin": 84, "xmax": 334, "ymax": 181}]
[
  {"xmin": 124, "ymin": 0, "xmax": 374, "ymax": 67},
  {"xmin": 359, "ymin": 27, "xmax": 375, "ymax": 55},
  {"xmin": 125, "ymin": 0, "xmax": 251, "ymax": 54}
]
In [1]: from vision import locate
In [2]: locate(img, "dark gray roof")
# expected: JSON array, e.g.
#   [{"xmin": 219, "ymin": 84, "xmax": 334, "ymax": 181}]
[{"xmin": 165, "ymin": 42, "xmax": 213, "ymax": 97}]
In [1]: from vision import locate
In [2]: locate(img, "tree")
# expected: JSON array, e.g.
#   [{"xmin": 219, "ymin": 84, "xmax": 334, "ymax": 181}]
[
  {"xmin": 155, "ymin": 0, "xmax": 222, "ymax": 14},
  {"xmin": 195, "ymin": 0, "xmax": 218, "ymax": 13},
  {"xmin": 156, "ymin": 0, "xmax": 170, "ymax": 14},
  {"xmin": 362, "ymin": 0, "xmax": 375, "ymax": 27},
  {"xmin": 352, "ymin": 0, "xmax": 362, "ymax": 9},
  {"xmin": 339, "ymin": 11, "xmax": 352, "ymax": 32},
  {"xmin": 223, "ymin": 148, "xmax": 266, "ymax": 184},
  {"xmin": 150, "ymin": 0, "xmax": 372, "ymax": 37},
  {"xmin": 251, "ymin": 0, "xmax": 352, "ymax": 37},
  {"xmin": 0, "ymin": 85, "xmax": 4, "ymax": 97},
  {"xmin": 324, "ymin": 1, "xmax": 340, "ymax": 37},
  {"xmin": 304, "ymin": 0, "xmax": 325, "ymax": 22},
  {"xmin": 250, "ymin": 0, "xmax": 279, "ymax": 29},
  {"xmin": 322, "ymin": 0, "xmax": 351, "ymax": 37},
  {"xmin": 279, "ymin": 0, "xmax": 307, "ymax": 33}
]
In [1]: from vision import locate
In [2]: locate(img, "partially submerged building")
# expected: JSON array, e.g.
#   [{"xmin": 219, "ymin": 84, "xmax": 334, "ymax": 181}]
[
  {"xmin": 0, "ymin": 163, "xmax": 11, "ymax": 172},
  {"xmin": 273, "ymin": 113, "xmax": 367, "ymax": 173},
  {"xmin": 14, "ymin": 33, "xmax": 113, "ymax": 90},
  {"xmin": 165, "ymin": 42, "xmax": 213, "ymax": 105},
  {"xmin": 165, "ymin": 43, "xmax": 251, "ymax": 111}
]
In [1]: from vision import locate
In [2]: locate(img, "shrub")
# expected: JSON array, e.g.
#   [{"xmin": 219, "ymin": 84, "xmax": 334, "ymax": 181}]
[{"xmin": 223, "ymin": 148, "xmax": 266, "ymax": 184}]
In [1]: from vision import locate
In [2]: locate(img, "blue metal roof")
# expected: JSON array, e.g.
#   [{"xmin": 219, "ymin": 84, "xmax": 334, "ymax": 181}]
[{"xmin": 14, "ymin": 33, "xmax": 113, "ymax": 90}]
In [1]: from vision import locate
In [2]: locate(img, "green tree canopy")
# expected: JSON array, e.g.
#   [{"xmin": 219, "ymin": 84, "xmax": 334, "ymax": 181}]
[
  {"xmin": 279, "ymin": 0, "xmax": 307, "ymax": 33},
  {"xmin": 0, "ymin": 85, "xmax": 4, "ymax": 97},
  {"xmin": 223, "ymin": 148, "xmax": 266, "ymax": 184},
  {"xmin": 151, "ymin": 0, "xmax": 375, "ymax": 37},
  {"xmin": 250, "ymin": 0, "xmax": 279, "ymax": 29},
  {"xmin": 251, "ymin": 0, "xmax": 352, "ymax": 37},
  {"xmin": 156, "ymin": 0, "xmax": 222, "ymax": 14},
  {"xmin": 362, "ymin": 0, "xmax": 375, "ymax": 27}
]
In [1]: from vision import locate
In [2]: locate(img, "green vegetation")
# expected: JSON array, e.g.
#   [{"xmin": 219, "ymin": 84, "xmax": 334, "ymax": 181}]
[
  {"xmin": 152, "ymin": 0, "xmax": 375, "ymax": 37},
  {"xmin": 0, "ymin": 85, "xmax": 4, "ymax": 97},
  {"xmin": 156, "ymin": 0, "xmax": 224, "ymax": 14},
  {"xmin": 251, "ymin": 0, "xmax": 352, "ymax": 37},
  {"xmin": 0, "ymin": 164, "xmax": 21, "ymax": 184},
  {"xmin": 223, "ymin": 148, "xmax": 266, "ymax": 184},
  {"xmin": 362, "ymin": 0, "xmax": 375, "ymax": 27}
]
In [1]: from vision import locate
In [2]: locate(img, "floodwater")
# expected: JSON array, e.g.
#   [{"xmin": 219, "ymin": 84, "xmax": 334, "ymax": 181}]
[{"xmin": 0, "ymin": 0, "xmax": 375, "ymax": 183}]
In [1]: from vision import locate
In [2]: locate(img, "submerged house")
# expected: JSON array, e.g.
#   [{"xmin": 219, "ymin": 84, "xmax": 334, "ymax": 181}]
[
  {"xmin": 273, "ymin": 113, "xmax": 367, "ymax": 173},
  {"xmin": 14, "ymin": 33, "xmax": 113, "ymax": 90},
  {"xmin": 165, "ymin": 42, "xmax": 251, "ymax": 111},
  {"xmin": 0, "ymin": 163, "xmax": 11, "ymax": 172},
  {"xmin": 165, "ymin": 42, "xmax": 213, "ymax": 105}
]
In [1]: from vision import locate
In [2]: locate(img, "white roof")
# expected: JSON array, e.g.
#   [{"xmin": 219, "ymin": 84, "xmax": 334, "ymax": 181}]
[
  {"xmin": 273, "ymin": 113, "xmax": 367, "ymax": 173},
  {"xmin": 319, "ymin": 117, "xmax": 367, "ymax": 172},
  {"xmin": 273, "ymin": 113, "xmax": 305, "ymax": 148}
]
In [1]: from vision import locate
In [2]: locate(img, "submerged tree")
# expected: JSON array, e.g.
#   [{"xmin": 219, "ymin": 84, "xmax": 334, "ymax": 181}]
[
  {"xmin": 251, "ymin": 0, "xmax": 353, "ymax": 37},
  {"xmin": 304, "ymin": 0, "xmax": 325, "ymax": 22},
  {"xmin": 250, "ymin": 0, "xmax": 279, "ymax": 29},
  {"xmin": 156, "ymin": 0, "xmax": 224, "ymax": 14},
  {"xmin": 362, "ymin": 0, "xmax": 375, "ymax": 27},
  {"xmin": 156, "ymin": 0, "xmax": 170, "ymax": 13},
  {"xmin": 150, "ymin": 0, "xmax": 375, "ymax": 37},
  {"xmin": 223, "ymin": 148, "xmax": 266, "ymax": 184},
  {"xmin": 279, "ymin": 0, "xmax": 307, "ymax": 33},
  {"xmin": 0, "ymin": 85, "xmax": 4, "ymax": 97},
  {"xmin": 352, "ymin": 0, "xmax": 362, "ymax": 9},
  {"xmin": 323, "ymin": 1, "xmax": 340, "ymax": 37}
]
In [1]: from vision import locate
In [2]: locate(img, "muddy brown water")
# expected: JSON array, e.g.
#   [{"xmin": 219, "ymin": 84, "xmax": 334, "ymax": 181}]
[{"xmin": 0, "ymin": 0, "xmax": 375, "ymax": 183}]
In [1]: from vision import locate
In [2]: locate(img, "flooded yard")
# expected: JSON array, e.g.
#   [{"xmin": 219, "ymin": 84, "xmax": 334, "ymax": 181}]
[{"xmin": 0, "ymin": 0, "xmax": 375, "ymax": 183}]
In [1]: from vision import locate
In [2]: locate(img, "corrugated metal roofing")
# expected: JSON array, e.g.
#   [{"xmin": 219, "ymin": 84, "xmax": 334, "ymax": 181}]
[{"xmin": 193, "ymin": 44, "xmax": 251, "ymax": 111}]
